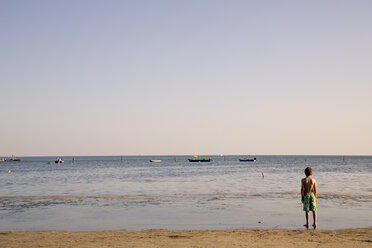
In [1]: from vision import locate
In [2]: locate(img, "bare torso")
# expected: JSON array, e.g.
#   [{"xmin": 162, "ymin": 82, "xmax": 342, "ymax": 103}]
[{"xmin": 301, "ymin": 176, "xmax": 317, "ymax": 197}]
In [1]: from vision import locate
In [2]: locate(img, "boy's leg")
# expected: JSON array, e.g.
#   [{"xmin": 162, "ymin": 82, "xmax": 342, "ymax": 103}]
[
  {"xmin": 312, "ymin": 211, "xmax": 317, "ymax": 229},
  {"xmin": 305, "ymin": 212, "xmax": 309, "ymax": 229}
]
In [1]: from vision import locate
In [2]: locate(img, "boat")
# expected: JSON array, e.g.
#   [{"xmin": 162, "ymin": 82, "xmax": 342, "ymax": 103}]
[
  {"xmin": 150, "ymin": 160, "xmax": 162, "ymax": 163},
  {"xmin": 239, "ymin": 157, "xmax": 256, "ymax": 162},
  {"xmin": 188, "ymin": 157, "xmax": 212, "ymax": 162},
  {"xmin": 11, "ymin": 155, "xmax": 21, "ymax": 162},
  {"xmin": 55, "ymin": 158, "xmax": 64, "ymax": 164},
  {"xmin": 0, "ymin": 158, "xmax": 6, "ymax": 162}
]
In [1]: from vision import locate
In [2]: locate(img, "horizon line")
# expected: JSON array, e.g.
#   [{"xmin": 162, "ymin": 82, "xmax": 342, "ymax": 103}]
[{"xmin": 2, "ymin": 154, "xmax": 371, "ymax": 157}]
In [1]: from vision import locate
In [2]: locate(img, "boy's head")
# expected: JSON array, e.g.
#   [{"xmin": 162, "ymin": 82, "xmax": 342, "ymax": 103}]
[{"xmin": 305, "ymin": 167, "xmax": 313, "ymax": 176}]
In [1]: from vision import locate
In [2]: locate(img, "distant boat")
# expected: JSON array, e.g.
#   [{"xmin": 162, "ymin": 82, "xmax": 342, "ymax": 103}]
[
  {"xmin": 55, "ymin": 158, "xmax": 64, "ymax": 164},
  {"xmin": 0, "ymin": 158, "xmax": 6, "ymax": 162},
  {"xmin": 11, "ymin": 155, "xmax": 21, "ymax": 162},
  {"xmin": 150, "ymin": 160, "xmax": 162, "ymax": 163},
  {"xmin": 188, "ymin": 157, "xmax": 212, "ymax": 162},
  {"xmin": 239, "ymin": 157, "xmax": 256, "ymax": 162}
]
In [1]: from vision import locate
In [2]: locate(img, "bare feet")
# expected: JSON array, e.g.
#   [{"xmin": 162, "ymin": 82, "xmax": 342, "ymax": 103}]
[
  {"xmin": 313, "ymin": 224, "xmax": 317, "ymax": 230},
  {"xmin": 304, "ymin": 224, "xmax": 309, "ymax": 230}
]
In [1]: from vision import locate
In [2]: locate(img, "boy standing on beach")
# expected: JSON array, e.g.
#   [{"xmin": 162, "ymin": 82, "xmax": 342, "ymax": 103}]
[{"xmin": 301, "ymin": 167, "xmax": 317, "ymax": 229}]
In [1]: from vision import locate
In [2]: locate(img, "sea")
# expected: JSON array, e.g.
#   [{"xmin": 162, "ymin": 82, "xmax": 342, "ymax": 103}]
[{"xmin": 0, "ymin": 155, "xmax": 371, "ymax": 231}]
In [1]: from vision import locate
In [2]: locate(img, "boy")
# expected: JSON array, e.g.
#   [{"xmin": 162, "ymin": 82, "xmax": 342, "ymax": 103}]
[{"xmin": 301, "ymin": 167, "xmax": 317, "ymax": 229}]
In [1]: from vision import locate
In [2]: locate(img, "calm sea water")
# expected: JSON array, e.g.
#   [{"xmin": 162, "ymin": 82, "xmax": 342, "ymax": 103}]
[{"xmin": 0, "ymin": 155, "xmax": 371, "ymax": 231}]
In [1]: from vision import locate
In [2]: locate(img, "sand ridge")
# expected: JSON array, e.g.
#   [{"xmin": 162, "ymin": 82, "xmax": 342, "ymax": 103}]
[{"xmin": 1, "ymin": 228, "xmax": 371, "ymax": 248}]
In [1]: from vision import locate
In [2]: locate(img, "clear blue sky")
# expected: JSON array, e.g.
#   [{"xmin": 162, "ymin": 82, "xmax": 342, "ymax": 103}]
[{"xmin": 1, "ymin": 0, "xmax": 371, "ymax": 156}]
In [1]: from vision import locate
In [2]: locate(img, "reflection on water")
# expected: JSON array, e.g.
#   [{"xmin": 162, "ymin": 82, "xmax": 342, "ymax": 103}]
[{"xmin": 0, "ymin": 155, "xmax": 371, "ymax": 231}]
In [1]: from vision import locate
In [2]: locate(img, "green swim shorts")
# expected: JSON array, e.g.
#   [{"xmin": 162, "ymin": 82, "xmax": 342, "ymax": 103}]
[{"xmin": 303, "ymin": 193, "xmax": 317, "ymax": 212}]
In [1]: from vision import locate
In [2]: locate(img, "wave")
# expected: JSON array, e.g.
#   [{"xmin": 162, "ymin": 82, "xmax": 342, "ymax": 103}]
[
  {"xmin": 280, "ymin": 191, "xmax": 372, "ymax": 198},
  {"xmin": 0, "ymin": 195, "xmax": 156, "ymax": 201},
  {"xmin": 0, "ymin": 192, "xmax": 370, "ymax": 202},
  {"xmin": 318, "ymin": 192, "xmax": 372, "ymax": 198}
]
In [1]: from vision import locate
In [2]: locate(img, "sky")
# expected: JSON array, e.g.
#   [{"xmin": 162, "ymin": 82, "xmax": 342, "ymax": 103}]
[{"xmin": 1, "ymin": 0, "xmax": 371, "ymax": 156}]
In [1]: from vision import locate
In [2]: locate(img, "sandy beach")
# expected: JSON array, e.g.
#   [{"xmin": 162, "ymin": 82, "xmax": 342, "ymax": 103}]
[{"xmin": 1, "ymin": 228, "xmax": 371, "ymax": 248}]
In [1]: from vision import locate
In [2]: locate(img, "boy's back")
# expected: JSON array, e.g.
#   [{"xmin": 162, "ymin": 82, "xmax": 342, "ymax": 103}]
[{"xmin": 301, "ymin": 176, "xmax": 316, "ymax": 195}]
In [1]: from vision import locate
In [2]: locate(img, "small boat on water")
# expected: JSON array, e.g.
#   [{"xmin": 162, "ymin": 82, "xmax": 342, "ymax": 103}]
[
  {"xmin": 55, "ymin": 158, "xmax": 64, "ymax": 164},
  {"xmin": 150, "ymin": 160, "xmax": 162, "ymax": 163},
  {"xmin": 0, "ymin": 158, "xmax": 6, "ymax": 162},
  {"xmin": 188, "ymin": 157, "xmax": 212, "ymax": 162},
  {"xmin": 11, "ymin": 155, "xmax": 21, "ymax": 162},
  {"xmin": 239, "ymin": 157, "xmax": 257, "ymax": 162}
]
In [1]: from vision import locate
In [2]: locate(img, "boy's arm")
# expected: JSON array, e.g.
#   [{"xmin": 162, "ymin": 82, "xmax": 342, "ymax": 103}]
[
  {"xmin": 313, "ymin": 179, "xmax": 317, "ymax": 198},
  {"xmin": 301, "ymin": 179, "xmax": 304, "ymax": 202}
]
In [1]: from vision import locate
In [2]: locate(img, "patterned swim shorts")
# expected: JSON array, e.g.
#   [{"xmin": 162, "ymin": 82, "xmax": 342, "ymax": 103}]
[{"xmin": 303, "ymin": 193, "xmax": 317, "ymax": 212}]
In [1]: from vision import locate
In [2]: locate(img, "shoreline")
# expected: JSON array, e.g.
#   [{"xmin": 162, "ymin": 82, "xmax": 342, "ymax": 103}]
[{"xmin": 1, "ymin": 228, "xmax": 371, "ymax": 248}]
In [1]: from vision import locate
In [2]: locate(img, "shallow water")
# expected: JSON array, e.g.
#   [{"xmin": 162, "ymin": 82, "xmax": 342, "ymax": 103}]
[{"xmin": 0, "ymin": 155, "xmax": 371, "ymax": 231}]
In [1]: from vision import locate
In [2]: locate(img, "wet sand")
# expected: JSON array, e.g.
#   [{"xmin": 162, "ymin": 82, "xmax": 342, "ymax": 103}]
[{"xmin": 1, "ymin": 228, "xmax": 371, "ymax": 248}]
